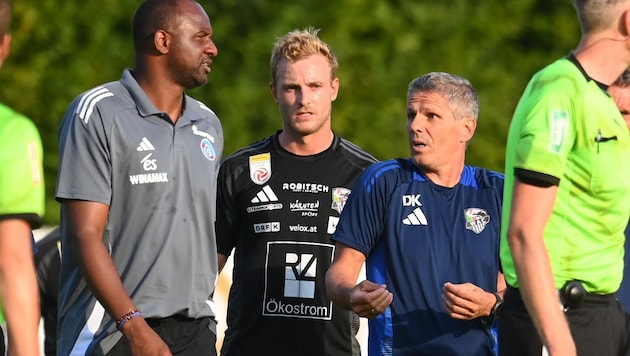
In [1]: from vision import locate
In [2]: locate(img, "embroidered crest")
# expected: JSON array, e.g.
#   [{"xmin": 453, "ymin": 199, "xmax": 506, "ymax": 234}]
[
  {"xmin": 249, "ymin": 153, "xmax": 271, "ymax": 185},
  {"xmin": 200, "ymin": 138, "xmax": 216, "ymax": 161},
  {"xmin": 331, "ymin": 187, "xmax": 351, "ymax": 214},
  {"xmin": 464, "ymin": 208, "xmax": 490, "ymax": 234}
]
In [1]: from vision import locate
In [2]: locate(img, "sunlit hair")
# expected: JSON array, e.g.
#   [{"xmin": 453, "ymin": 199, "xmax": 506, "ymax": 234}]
[
  {"xmin": 613, "ymin": 68, "xmax": 630, "ymax": 87},
  {"xmin": 270, "ymin": 27, "xmax": 339, "ymax": 85},
  {"xmin": 132, "ymin": 0, "xmax": 180, "ymax": 52},
  {"xmin": 573, "ymin": 0, "xmax": 630, "ymax": 33},
  {"xmin": 407, "ymin": 72, "xmax": 479, "ymax": 121},
  {"xmin": 0, "ymin": 0, "xmax": 11, "ymax": 37}
]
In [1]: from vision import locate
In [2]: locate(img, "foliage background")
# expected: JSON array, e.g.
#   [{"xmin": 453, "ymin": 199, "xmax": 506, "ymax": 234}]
[{"xmin": 0, "ymin": 0, "xmax": 580, "ymax": 224}]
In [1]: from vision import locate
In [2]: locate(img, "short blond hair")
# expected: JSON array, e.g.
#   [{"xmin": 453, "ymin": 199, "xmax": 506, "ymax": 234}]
[
  {"xmin": 270, "ymin": 27, "xmax": 338, "ymax": 85},
  {"xmin": 573, "ymin": 0, "xmax": 630, "ymax": 33}
]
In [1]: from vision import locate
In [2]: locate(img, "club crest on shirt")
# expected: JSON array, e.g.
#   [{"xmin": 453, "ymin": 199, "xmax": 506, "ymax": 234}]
[
  {"xmin": 249, "ymin": 153, "xmax": 271, "ymax": 185},
  {"xmin": 464, "ymin": 208, "xmax": 490, "ymax": 234},
  {"xmin": 331, "ymin": 187, "xmax": 351, "ymax": 214},
  {"xmin": 200, "ymin": 138, "xmax": 216, "ymax": 161}
]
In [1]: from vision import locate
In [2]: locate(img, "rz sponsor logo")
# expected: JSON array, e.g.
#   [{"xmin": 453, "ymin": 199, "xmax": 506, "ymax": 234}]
[
  {"xmin": 284, "ymin": 253, "xmax": 317, "ymax": 298},
  {"xmin": 262, "ymin": 241, "xmax": 333, "ymax": 320},
  {"xmin": 254, "ymin": 222, "xmax": 281, "ymax": 233}
]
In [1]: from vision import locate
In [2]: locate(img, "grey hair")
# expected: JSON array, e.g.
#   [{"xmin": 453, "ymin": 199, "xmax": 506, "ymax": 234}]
[{"xmin": 407, "ymin": 72, "xmax": 479, "ymax": 120}]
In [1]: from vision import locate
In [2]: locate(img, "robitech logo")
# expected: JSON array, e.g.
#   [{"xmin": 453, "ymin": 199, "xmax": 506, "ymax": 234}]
[
  {"xmin": 262, "ymin": 241, "xmax": 333, "ymax": 320},
  {"xmin": 283, "ymin": 183, "xmax": 329, "ymax": 194}
]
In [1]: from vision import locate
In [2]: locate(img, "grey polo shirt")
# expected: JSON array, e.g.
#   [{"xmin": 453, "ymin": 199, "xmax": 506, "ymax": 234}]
[{"xmin": 56, "ymin": 69, "xmax": 223, "ymax": 356}]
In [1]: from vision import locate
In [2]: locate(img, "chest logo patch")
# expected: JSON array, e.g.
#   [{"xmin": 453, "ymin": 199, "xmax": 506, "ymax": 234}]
[
  {"xmin": 262, "ymin": 241, "xmax": 333, "ymax": 320},
  {"xmin": 249, "ymin": 153, "xmax": 271, "ymax": 185},
  {"xmin": 331, "ymin": 187, "xmax": 351, "ymax": 214},
  {"xmin": 464, "ymin": 208, "xmax": 490, "ymax": 234},
  {"xmin": 200, "ymin": 138, "xmax": 216, "ymax": 161}
]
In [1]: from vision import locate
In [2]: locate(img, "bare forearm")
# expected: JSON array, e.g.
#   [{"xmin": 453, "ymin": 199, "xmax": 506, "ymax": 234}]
[
  {"xmin": 63, "ymin": 201, "xmax": 138, "ymax": 322},
  {"xmin": 325, "ymin": 266, "xmax": 355, "ymax": 310},
  {"xmin": 510, "ymin": 231, "xmax": 574, "ymax": 354},
  {"xmin": 3, "ymin": 259, "xmax": 40, "ymax": 356},
  {"xmin": 73, "ymin": 236, "xmax": 137, "ymax": 320},
  {"xmin": 0, "ymin": 220, "xmax": 41, "ymax": 356},
  {"xmin": 507, "ymin": 181, "xmax": 575, "ymax": 355}
]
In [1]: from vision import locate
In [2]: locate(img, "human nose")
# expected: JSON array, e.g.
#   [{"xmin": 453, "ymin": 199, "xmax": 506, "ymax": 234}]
[
  {"xmin": 297, "ymin": 87, "xmax": 310, "ymax": 106},
  {"xmin": 407, "ymin": 113, "xmax": 423, "ymax": 131},
  {"xmin": 206, "ymin": 39, "xmax": 218, "ymax": 57}
]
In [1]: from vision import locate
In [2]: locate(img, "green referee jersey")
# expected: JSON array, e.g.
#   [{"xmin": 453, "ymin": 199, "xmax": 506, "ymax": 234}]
[
  {"xmin": 0, "ymin": 103, "xmax": 45, "ymax": 322},
  {"xmin": 500, "ymin": 57, "xmax": 630, "ymax": 294}
]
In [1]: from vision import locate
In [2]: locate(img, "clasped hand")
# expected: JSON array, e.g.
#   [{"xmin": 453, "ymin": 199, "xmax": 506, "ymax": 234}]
[
  {"xmin": 441, "ymin": 282, "xmax": 495, "ymax": 320},
  {"xmin": 347, "ymin": 280, "xmax": 394, "ymax": 318}
]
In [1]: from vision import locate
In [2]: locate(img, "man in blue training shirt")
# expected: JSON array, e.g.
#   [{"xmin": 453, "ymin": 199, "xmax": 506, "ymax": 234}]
[{"xmin": 326, "ymin": 72, "xmax": 504, "ymax": 355}]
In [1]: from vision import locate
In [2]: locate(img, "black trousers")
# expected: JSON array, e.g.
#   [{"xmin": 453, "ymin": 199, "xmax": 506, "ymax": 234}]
[
  {"xmin": 498, "ymin": 286, "xmax": 630, "ymax": 356},
  {"xmin": 107, "ymin": 316, "xmax": 216, "ymax": 356},
  {"xmin": 0, "ymin": 326, "xmax": 4, "ymax": 356}
]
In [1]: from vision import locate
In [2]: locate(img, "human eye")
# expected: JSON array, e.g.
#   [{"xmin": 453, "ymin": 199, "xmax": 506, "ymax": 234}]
[
  {"xmin": 307, "ymin": 82, "xmax": 323, "ymax": 90},
  {"xmin": 427, "ymin": 112, "xmax": 440, "ymax": 120},
  {"xmin": 197, "ymin": 32, "xmax": 212, "ymax": 41}
]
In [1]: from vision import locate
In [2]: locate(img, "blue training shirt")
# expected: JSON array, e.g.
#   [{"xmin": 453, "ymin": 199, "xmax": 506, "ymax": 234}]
[
  {"xmin": 616, "ymin": 223, "xmax": 630, "ymax": 310},
  {"xmin": 333, "ymin": 158, "xmax": 504, "ymax": 356}
]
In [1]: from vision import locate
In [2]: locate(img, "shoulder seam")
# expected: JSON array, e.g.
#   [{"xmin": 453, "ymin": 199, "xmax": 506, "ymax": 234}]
[
  {"xmin": 339, "ymin": 137, "xmax": 378, "ymax": 163},
  {"xmin": 75, "ymin": 86, "xmax": 115, "ymax": 124}
]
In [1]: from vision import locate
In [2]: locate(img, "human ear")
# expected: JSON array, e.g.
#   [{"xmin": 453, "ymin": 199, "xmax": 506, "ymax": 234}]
[
  {"xmin": 153, "ymin": 30, "xmax": 170, "ymax": 54},
  {"xmin": 0, "ymin": 34, "xmax": 11, "ymax": 67},
  {"xmin": 461, "ymin": 116, "xmax": 477, "ymax": 143}
]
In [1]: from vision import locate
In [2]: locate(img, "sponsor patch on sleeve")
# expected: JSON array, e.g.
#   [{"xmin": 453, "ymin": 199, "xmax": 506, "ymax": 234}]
[
  {"xmin": 27, "ymin": 141, "xmax": 43, "ymax": 185},
  {"xmin": 548, "ymin": 110, "xmax": 568, "ymax": 154}
]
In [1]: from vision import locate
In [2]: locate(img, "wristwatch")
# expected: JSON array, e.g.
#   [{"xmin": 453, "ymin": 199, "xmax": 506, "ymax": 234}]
[{"xmin": 490, "ymin": 292, "xmax": 503, "ymax": 316}]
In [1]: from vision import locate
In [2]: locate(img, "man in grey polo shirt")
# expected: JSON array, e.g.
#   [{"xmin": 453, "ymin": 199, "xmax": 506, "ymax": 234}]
[{"xmin": 55, "ymin": 0, "xmax": 223, "ymax": 355}]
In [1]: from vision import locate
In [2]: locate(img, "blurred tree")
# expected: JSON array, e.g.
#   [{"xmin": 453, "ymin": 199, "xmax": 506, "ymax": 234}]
[{"xmin": 0, "ymin": 0, "xmax": 580, "ymax": 224}]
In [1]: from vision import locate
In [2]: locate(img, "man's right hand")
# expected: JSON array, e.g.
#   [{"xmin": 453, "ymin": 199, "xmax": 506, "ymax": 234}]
[
  {"xmin": 122, "ymin": 317, "xmax": 172, "ymax": 356},
  {"xmin": 349, "ymin": 280, "xmax": 393, "ymax": 318}
]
